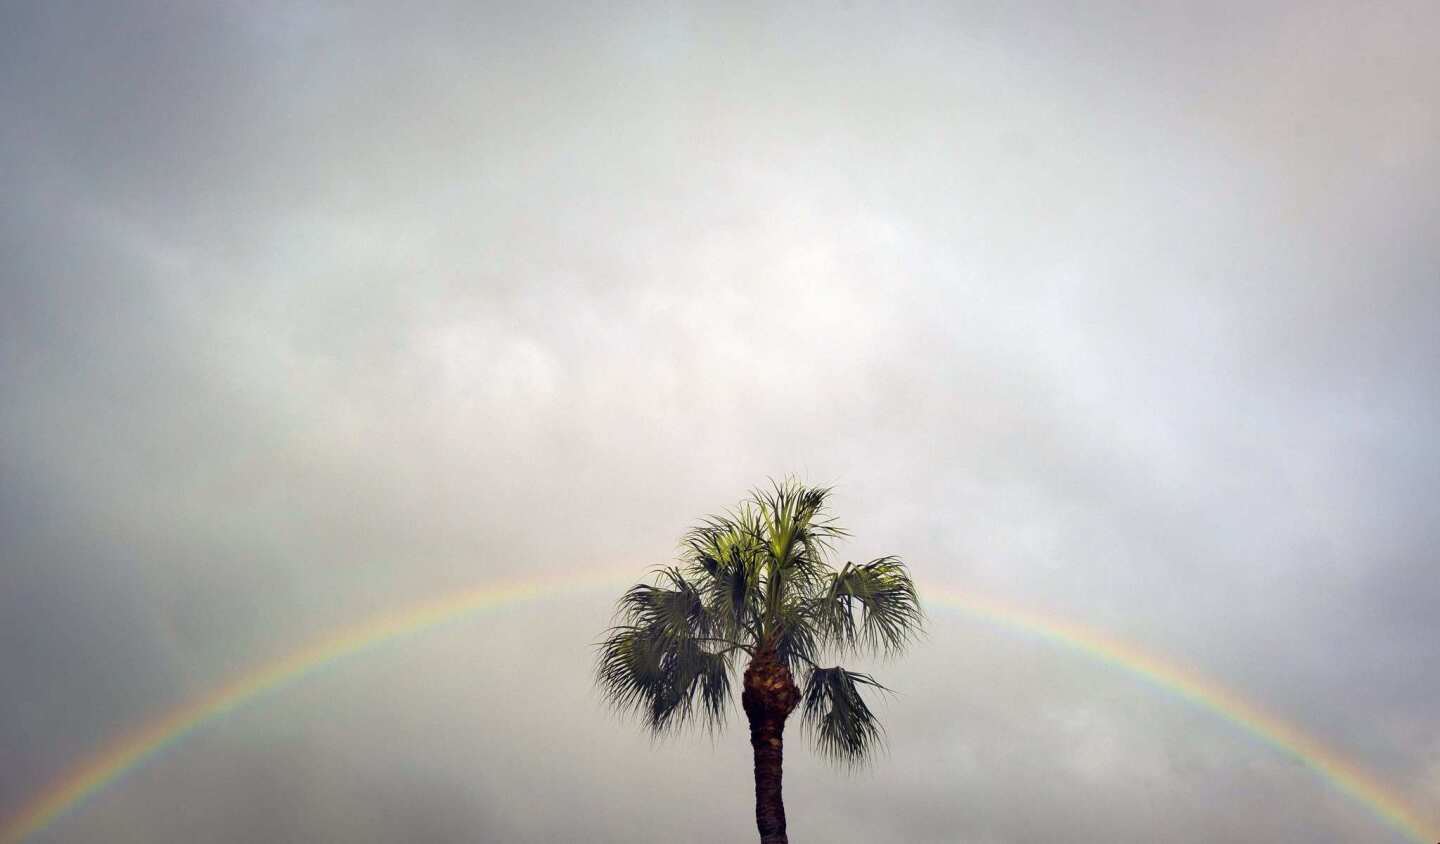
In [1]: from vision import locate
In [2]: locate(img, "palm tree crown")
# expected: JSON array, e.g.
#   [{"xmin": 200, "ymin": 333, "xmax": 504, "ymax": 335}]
[{"xmin": 596, "ymin": 480, "xmax": 923, "ymax": 842}]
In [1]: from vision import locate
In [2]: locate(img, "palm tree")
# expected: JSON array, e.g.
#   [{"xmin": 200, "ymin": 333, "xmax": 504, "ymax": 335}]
[{"xmin": 595, "ymin": 480, "xmax": 923, "ymax": 843}]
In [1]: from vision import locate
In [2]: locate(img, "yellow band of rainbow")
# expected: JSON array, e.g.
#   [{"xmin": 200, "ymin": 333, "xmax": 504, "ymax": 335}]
[{"xmin": 2, "ymin": 573, "xmax": 1432, "ymax": 843}]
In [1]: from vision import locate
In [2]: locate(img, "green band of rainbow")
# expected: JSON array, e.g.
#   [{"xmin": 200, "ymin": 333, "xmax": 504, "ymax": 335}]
[{"xmin": 2, "ymin": 574, "xmax": 1432, "ymax": 843}]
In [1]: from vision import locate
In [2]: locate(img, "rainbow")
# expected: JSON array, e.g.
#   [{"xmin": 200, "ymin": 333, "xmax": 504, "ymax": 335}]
[
  {"xmin": 1, "ymin": 575, "xmax": 1432, "ymax": 844},
  {"xmin": 0, "ymin": 569, "xmax": 625, "ymax": 844},
  {"xmin": 928, "ymin": 588, "xmax": 1434, "ymax": 843}
]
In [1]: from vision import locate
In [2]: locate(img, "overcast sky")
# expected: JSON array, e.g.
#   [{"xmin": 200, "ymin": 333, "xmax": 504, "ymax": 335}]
[{"xmin": 2, "ymin": 2, "xmax": 1438, "ymax": 842}]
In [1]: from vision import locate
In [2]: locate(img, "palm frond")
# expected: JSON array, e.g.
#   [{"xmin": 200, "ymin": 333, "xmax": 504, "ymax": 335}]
[
  {"xmin": 595, "ymin": 622, "xmax": 733, "ymax": 734},
  {"xmin": 749, "ymin": 478, "xmax": 843, "ymax": 620},
  {"xmin": 614, "ymin": 566, "xmax": 715, "ymax": 639},
  {"xmin": 682, "ymin": 520, "xmax": 765, "ymax": 642},
  {"xmin": 596, "ymin": 565, "xmax": 740, "ymax": 733},
  {"xmin": 800, "ymin": 666, "xmax": 889, "ymax": 766},
  {"xmin": 812, "ymin": 557, "xmax": 924, "ymax": 655},
  {"xmin": 772, "ymin": 599, "xmax": 819, "ymax": 674}
]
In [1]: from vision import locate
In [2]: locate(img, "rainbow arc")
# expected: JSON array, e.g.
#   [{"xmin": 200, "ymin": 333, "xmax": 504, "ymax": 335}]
[{"xmin": 2, "ymin": 573, "xmax": 1432, "ymax": 843}]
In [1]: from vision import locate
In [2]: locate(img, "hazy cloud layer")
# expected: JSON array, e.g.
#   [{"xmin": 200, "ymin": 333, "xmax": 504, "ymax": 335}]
[{"xmin": 3, "ymin": 3, "xmax": 1437, "ymax": 842}]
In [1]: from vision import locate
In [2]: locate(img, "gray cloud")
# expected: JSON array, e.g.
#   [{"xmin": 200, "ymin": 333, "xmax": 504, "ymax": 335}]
[{"xmin": 3, "ymin": 2, "xmax": 1437, "ymax": 841}]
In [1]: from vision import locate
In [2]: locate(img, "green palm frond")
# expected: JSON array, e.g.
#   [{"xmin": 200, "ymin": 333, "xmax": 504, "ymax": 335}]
[
  {"xmin": 615, "ymin": 566, "xmax": 715, "ymax": 639},
  {"xmin": 812, "ymin": 557, "xmax": 924, "ymax": 655},
  {"xmin": 682, "ymin": 517, "xmax": 765, "ymax": 642},
  {"xmin": 595, "ymin": 624, "xmax": 666, "ymax": 717},
  {"xmin": 699, "ymin": 552, "xmax": 761, "ymax": 643},
  {"xmin": 597, "ymin": 566, "xmax": 743, "ymax": 734},
  {"xmin": 772, "ymin": 599, "xmax": 819, "ymax": 674},
  {"xmin": 596, "ymin": 623, "xmax": 733, "ymax": 733},
  {"xmin": 800, "ymin": 666, "xmax": 889, "ymax": 766},
  {"xmin": 753, "ymin": 480, "xmax": 845, "ymax": 585}
]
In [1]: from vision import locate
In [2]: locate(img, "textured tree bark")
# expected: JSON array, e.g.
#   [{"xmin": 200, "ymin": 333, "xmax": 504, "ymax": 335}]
[{"xmin": 743, "ymin": 652, "xmax": 801, "ymax": 844}]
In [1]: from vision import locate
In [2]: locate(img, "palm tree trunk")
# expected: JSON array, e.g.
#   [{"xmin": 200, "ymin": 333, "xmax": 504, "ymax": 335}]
[
  {"xmin": 748, "ymin": 709, "xmax": 788, "ymax": 843},
  {"xmin": 743, "ymin": 652, "xmax": 801, "ymax": 844}
]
